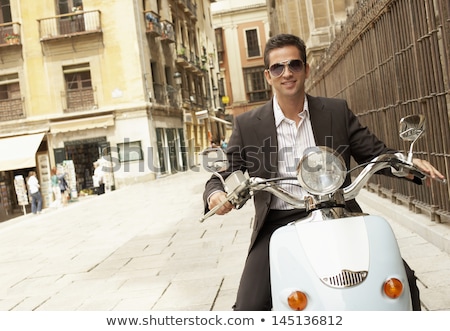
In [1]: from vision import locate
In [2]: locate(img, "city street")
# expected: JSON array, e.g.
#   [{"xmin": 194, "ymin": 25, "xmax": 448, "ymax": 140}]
[{"xmin": 0, "ymin": 165, "xmax": 449, "ymax": 311}]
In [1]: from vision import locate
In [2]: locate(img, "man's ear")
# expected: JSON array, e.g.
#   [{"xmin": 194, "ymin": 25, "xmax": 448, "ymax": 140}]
[
  {"xmin": 264, "ymin": 69, "xmax": 273, "ymax": 85},
  {"xmin": 305, "ymin": 63, "xmax": 310, "ymax": 79}
]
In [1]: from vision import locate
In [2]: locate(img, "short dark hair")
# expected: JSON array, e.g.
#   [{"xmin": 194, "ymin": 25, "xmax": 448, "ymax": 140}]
[{"xmin": 263, "ymin": 34, "xmax": 307, "ymax": 68}]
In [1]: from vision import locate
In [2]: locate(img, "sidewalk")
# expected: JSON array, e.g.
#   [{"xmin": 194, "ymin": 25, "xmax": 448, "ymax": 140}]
[{"xmin": 0, "ymin": 167, "xmax": 449, "ymax": 311}]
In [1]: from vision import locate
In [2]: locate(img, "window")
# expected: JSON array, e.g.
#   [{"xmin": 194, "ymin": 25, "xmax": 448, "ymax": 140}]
[
  {"xmin": 151, "ymin": 61, "xmax": 164, "ymax": 104},
  {"xmin": 0, "ymin": 74, "xmax": 23, "ymax": 121},
  {"xmin": 0, "ymin": 0, "xmax": 11, "ymax": 23},
  {"xmin": 63, "ymin": 64, "xmax": 95, "ymax": 112},
  {"xmin": 243, "ymin": 66, "xmax": 271, "ymax": 103},
  {"xmin": 0, "ymin": 0, "xmax": 12, "ymax": 38},
  {"xmin": 156, "ymin": 128, "xmax": 166, "ymax": 173},
  {"xmin": 245, "ymin": 29, "xmax": 260, "ymax": 58},
  {"xmin": 58, "ymin": 0, "xmax": 84, "ymax": 34},
  {"xmin": 65, "ymin": 71, "xmax": 92, "ymax": 90},
  {"xmin": 215, "ymin": 28, "xmax": 224, "ymax": 62},
  {"xmin": 0, "ymin": 77, "xmax": 19, "ymax": 100},
  {"xmin": 117, "ymin": 140, "xmax": 143, "ymax": 162},
  {"xmin": 58, "ymin": 0, "xmax": 83, "ymax": 14}
]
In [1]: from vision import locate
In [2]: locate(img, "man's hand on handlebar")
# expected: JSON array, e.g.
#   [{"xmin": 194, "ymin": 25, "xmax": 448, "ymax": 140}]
[
  {"xmin": 411, "ymin": 158, "xmax": 446, "ymax": 185},
  {"xmin": 208, "ymin": 191, "xmax": 234, "ymax": 215}
]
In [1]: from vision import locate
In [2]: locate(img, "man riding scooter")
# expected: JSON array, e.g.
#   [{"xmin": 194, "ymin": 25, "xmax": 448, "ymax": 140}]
[{"xmin": 203, "ymin": 33, "xmax": 445, "ymax": 311}]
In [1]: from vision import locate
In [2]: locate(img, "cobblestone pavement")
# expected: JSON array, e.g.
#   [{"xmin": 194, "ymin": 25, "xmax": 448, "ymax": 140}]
[{"xmin": 0, "ymin": 167, "xmax": 449, "ymax": 311}]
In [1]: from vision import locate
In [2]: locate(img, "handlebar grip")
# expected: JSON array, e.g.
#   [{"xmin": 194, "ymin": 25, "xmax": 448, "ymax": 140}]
[
  {"xmin": 409, "ymin": 168, "xmax": 427, "ymax": 180},
  {"xmin": 199, "ymin": 198, "xmax": 230, "ymax": 223},
  {"xmin": 407, "ymin": 165, "xmax": 447, "ymax": 184}
]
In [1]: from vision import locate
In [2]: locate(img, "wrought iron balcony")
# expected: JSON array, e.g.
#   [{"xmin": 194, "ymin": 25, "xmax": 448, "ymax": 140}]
[
  {"xmin": 61, "ymin": 87, "xmax": 97, "ymax": 113},
  {"xmin": 177, "ymin": 0, "xmax": 197, "ymax": 21},
  {"xmin": 0, "ymin": 97, "xmax": 24, "ymax": 121},
  {"xmin": 0, "ymin": 22, "xmax": 21, "ymax": 47},
  {"xmin": 160, "ymin": 20, "xmax": 175, "ymax": 43},
  {"xmin": 38, "ymin": 10, "xmax": 102, "ymax": 41},
  {"xmin": 144, "ymin": 11, "xmax": 162, "ymax": 37}
]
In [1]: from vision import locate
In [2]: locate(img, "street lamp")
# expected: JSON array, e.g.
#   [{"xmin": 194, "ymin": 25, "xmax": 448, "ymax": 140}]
[{"xmin": 174, "ymin": 71, "xmax": 182, "ymax": 86}]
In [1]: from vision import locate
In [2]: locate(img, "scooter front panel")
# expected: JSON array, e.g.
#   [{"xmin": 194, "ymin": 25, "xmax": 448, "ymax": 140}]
[
  {"xmin": 269, "ymin": 215, "xmax": 412, "ymax": 310},
  {"xmin": 295, "ymin": 216, "xmax": 369, "ymax": 286}
]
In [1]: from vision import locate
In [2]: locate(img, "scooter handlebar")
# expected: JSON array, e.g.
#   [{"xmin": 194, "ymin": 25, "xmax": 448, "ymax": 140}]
[{"xmin": 199, "ymin": 153, "xmax": 446, "ymax": 222}]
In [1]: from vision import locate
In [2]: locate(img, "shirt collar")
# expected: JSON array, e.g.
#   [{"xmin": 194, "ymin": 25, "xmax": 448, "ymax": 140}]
[{"xmin": 273, "ymin": 94, "xmax": 310, "ymax": 127}]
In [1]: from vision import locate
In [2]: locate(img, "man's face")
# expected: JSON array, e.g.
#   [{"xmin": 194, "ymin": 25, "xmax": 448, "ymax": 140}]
[{"xmin": 264, "ymin": 45, "xmax": 309, "ymax": 99}]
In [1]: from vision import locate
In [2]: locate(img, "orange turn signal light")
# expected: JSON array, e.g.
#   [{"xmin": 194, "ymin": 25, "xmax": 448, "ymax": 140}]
[
  {"xmin": 287, "ymin": 291, "xmax": 308, "ymax": 310},
  {"xmin": 383, "ymin": 278, "xmax": 404, "ymax": 299}
]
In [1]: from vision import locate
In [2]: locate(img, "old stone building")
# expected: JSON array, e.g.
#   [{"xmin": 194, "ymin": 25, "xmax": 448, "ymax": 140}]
[
  {"xmin": 0, "ymin": 0, "xmax": 219, "ymax": 220},
  {"xmin": 211, "ymin": 0, "xmax": 356, "ymax": 119},
  {"xmin": 267, "ymin": 0, "xmax": 356, "ymax": 69},
  {"xmin": 212, "ymin": 0, "xmax": 270, "ymax": 122}
]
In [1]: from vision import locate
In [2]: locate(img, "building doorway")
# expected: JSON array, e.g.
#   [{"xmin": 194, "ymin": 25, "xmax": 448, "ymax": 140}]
[{"xmin": 55, "ymin": 137, "xmax": 110, "ymax": 191}]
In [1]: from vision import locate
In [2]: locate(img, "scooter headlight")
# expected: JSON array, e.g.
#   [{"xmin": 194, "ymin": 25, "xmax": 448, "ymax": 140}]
[{"xmin": 296, "ymin": 146, "xmax": 347, "ymax": 195}]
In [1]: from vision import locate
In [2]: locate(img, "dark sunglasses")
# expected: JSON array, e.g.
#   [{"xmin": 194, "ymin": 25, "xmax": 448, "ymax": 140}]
[{"xmin": 267, "ymin": 59, "xmax": 304, "ymax": 77}]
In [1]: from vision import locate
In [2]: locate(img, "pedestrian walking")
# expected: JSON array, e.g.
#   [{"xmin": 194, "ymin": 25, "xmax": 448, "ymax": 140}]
[
  {"xmin": 93, "ymin": 160, "xmax": 105, "ymax": 195},
  {"xmin": 27, "ymin": 171, "xmax": 42, "ymax": 214},
  {"xmin": 50, "ymin": 167, "xmax": 62, "ymax": 208},
  {"xmin": 58, "ymin": 172, "xmax": 70, "ymax": 207}
]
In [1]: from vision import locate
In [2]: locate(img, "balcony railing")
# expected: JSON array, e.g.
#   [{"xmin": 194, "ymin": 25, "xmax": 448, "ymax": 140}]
[
  {"xmin": 38, "ymin": 10, "xmax": 101, "ymax": 41},
  {"xmin": 160, "ymin": 20, "xmax": 175, "ymax": 43},
  {"xmin": 153, "ymin": 83, "xmax": 166, "ymax": 104},
  {"xmin": 167, "ymin": 87, "xmax": 180, "ymax": 108},
  {"xmin": 0, "ymin": 98, "xmax": 24, "ymax": 121},
  {"xmin": 61, "ymin": 87, "xmax": 96, "ymax": 113},
  {"xmin": 178, "ymin": 0, "xmax": 197, "ymax": 20},
  {"xmin": 0, "ymin": 22, "xmax": 21, "ymax": 47},
  {"xmin": 152, "ymin": 83, "xmax": 182, "ymax": 109},
  {"xmin": 144, "ymin": 11, "xmax": 162, "ymax": 37}
]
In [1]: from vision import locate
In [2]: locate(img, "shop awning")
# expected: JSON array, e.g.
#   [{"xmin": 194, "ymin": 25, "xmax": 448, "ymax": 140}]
[
  {"xmin": 0, "ymin": 132, "xmax": 45, "ymax": 172},
  {"xmin": 210, "ymin": 116, "xmax": 232, "ymax": 126},
  {"xmin": 50, "ymin": 114, "xmax": 114, "ymax": 134}
]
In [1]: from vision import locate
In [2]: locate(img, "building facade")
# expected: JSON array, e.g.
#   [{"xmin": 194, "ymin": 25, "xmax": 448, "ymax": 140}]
[
  {"xmin": 211, "ymin": 0, "xmax": 270, "ymax": 126},
  {"xmin": 0, "ymin": 0, "xmax": 219, "ymax": 220},
  {"xmin": 267, "ymin": 0, "xmax": 356, "ymax": 69},
  {"xmin": 210, "ymin": 0, "xmax": 353, "ymax": 121}
]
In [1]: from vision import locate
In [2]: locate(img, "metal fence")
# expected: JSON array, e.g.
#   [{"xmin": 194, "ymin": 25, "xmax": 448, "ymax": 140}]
[{"xmin": 307, "ymin": 0, "xmax": 450, "ymax": 222}]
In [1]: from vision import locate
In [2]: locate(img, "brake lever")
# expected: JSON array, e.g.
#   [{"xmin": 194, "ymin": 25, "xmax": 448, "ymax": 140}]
[
  {"xmin": 199, "ymin": 198, "xmax": 231, "ymax": 223},
  {"xmin": 393, "ymin": 159, "xmax": 447, "ymax": 184},
  {"xmin": 415, "ymin": 170, "xmax": 447, "ymax": 184}
]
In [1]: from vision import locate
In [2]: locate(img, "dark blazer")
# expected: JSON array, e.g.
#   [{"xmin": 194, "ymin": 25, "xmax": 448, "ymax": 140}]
[{"xmin": 204, "ymin": 94, "xmax": 396, "ymax": 250}]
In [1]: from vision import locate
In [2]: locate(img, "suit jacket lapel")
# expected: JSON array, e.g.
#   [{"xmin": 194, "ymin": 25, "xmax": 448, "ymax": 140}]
[
  {"xmin": 255, "ymin": 101, "xmax": 278, "ymax": 177},
  {"xmin": 308, "ymin": 94, "xmax": 331, "ymax": 147}
]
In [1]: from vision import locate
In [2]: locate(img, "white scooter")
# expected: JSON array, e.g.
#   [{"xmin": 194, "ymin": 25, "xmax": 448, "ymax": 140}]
[{"xmin": 200, "ymin": 114, "xmax": 446, "ymax": 311}]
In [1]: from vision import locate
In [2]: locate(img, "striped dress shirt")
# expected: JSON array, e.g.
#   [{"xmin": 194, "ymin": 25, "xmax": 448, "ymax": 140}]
[{"xmin": 270, "ymin": 94, "xmax": 316, "ymax": 210}]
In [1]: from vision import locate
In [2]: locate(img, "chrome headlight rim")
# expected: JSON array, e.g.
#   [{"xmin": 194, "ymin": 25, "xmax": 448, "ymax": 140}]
[{"xmin": 296, "ymin": 146, "xmax": 347, "ymax": 195}]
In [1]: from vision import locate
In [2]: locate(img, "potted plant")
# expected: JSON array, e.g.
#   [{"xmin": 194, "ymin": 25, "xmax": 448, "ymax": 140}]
[
  {"xmin": 177, "ymin": 47, "xmax": 186, "ymax": 59},
  {"xmin": 4, "ymin": 33, "xmax": 20, "ymax": 45}
]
